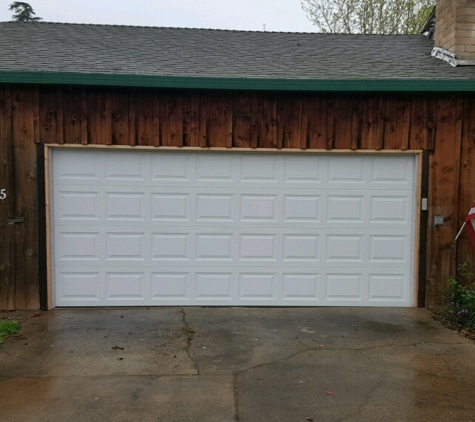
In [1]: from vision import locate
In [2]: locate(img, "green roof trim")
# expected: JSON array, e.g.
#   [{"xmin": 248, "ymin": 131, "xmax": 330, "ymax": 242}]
[{"xmin": 1, "ymin": 71, "xmax": 475, "ymax": 92}]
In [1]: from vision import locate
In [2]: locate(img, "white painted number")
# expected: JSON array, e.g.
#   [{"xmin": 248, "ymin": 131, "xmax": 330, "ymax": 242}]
[{"xmin": 0, "ymin": 189, "xmax": 6, "ymax": 200}]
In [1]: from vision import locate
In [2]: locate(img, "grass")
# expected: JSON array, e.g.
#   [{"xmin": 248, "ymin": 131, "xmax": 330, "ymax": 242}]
[{"xmin": 0, "ymin": 320, "xmax": 20, "ymax": 344}]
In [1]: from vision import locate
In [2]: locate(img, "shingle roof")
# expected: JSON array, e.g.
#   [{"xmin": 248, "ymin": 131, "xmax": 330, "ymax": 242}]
[{"xmin": 0, "ymin": 21, "xmax": 474, "ymax": 89}]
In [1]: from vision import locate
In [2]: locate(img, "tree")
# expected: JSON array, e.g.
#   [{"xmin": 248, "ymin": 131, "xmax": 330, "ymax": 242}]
[
  {"xmin": 9, "ymin": 2, "xmax": 42, "ymax": 22},
  {"xmin": 301, "ymin": 0, "xmax": 433, "ymax": 34}
]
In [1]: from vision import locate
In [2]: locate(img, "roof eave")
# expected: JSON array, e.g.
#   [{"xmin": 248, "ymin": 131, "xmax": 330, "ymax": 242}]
[{"xmin": 0, "ymin": 71, "xmax": 474, "ymax": 92}]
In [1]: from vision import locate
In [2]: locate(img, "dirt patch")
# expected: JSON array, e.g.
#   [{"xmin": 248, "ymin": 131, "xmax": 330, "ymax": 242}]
[{"xmin": 431, "ymin": 310, "xmax": 475, "ymax": 341}]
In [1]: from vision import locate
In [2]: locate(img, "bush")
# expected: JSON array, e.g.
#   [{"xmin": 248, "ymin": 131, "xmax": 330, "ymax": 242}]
[{"xmin": 442, "ymin": 263, "xmax": 475, "ymax": 331}]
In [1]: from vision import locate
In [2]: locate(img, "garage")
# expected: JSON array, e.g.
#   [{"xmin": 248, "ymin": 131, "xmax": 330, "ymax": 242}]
[{"xmin": 49, "ymin": 148, "xmax": 417, "ymax": 307}]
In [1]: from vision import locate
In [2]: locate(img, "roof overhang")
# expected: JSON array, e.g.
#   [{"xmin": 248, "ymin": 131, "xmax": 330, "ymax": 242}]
[{"xmin": 1, "ymin": 71, "xmax": 475, "ymax": 92}]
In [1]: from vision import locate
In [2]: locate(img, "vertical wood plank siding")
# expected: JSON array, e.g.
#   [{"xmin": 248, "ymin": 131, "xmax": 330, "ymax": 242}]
[
  {"xmin": 0, "ymin": 85, "xmax": 473, "ymax": 309},
  {"xmin": 11, "ymin": 88, "xmax": 40, "ymax": 310},
  {"xmin": 0, "ymin": 87, "xmax": 15, "ymax": 310},
  {"xmin": 457, "ymin": 97, "xmax": 475, "ymax": 275}
]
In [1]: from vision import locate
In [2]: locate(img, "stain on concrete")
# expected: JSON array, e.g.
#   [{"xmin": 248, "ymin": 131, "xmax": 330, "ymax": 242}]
[{"xmin": 365, "ymin": 320, "xmax": 407, "ymax": 334}]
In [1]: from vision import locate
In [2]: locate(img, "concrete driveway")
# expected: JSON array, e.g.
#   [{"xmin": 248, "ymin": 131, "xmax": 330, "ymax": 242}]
[{"xmin": 1, "ymin": 307, "xmax": 475, "ymax": 422}]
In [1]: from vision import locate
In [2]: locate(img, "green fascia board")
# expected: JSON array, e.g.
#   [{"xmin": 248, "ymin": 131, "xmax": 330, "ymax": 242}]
[{"xmin": 1, "ymin": 71, "xmax": 475, "ymax": 92}]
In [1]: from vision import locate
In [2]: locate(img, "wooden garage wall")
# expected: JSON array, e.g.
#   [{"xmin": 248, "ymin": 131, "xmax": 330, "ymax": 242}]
[{"xmin": 0, "ymin": 84, "xmax": 473, "ymax": 309}]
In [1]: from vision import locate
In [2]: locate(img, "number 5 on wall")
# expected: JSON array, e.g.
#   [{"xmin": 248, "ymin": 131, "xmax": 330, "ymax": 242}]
[{"xmin": 0, "ymin": 189, "xmax": 6, "ymax": 200}]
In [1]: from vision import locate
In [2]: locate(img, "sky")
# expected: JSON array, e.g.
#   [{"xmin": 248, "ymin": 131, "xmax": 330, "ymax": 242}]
[{"xmin": 0, "ymin": 0, "xmax": 317, "ymax": 32}]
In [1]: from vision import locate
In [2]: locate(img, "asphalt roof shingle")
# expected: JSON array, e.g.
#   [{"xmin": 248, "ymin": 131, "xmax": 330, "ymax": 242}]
[{"xmin": 1, "ymin": 21, "xmax": 474, "ymax": 81}]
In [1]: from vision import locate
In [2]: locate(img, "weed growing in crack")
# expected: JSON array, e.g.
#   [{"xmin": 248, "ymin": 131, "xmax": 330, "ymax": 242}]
[{"xmin": 182, "ymin": 327, "xmax": 195, "ymax": 345}]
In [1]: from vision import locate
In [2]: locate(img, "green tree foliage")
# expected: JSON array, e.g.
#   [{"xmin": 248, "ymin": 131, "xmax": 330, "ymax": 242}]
[
  {"xmin": 9, "ymin": 2, "xmax": 42, "ymax": 22},
  {"xmin": 301, "ymin": 0, "xmax": 433, "ymax": 34}
]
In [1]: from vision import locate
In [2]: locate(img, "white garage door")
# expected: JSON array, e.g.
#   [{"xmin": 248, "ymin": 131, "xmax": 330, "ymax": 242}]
[{"xmin": 50, "ymin": 149, "xmax": 417, "ymax": 307}]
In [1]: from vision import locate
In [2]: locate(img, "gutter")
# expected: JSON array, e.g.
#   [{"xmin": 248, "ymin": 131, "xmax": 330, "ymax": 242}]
[{"xmin": 1, "ymin": 70, "xmax": 475, "ymax": 92}]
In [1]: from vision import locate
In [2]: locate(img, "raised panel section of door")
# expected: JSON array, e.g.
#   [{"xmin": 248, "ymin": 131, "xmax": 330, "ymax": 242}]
[
  {"xmin": 239, "ymin": 273, "xmax": 277, "ymax": 300},
  {"xmin": 56, "ymin": 191, "xmax": 100, "ymax": 221},
  {"xmin": 151, "ymin": 272, "xmax": 189, "ymax": 300},
  {"xmin": 195, "ymin": 273, "xmax": 234, "ymax": 300},
  {"xmin": 105, "ymin": 233, "xmax": 146, "ymax": 261},
  {"xmin": 152, "ymin": 193, "xmax": 190, "ymax": 221},
  {"xmin": 240, "ymin": 194, "xmax": 277, "ymax": 222},
  {"xmin": 239, "ymin": 235, "xmax": 277, "ymax": 261},
  {"xmin": 283, "ymin": 195, "xmax": 320, "ymax": 222},
  {"xmin": 196, "ymin": 194, "xmax": 234, "ymax": 222},
  {"xmin": 196, "ymin": 233, "xmax": 233, "ymax": 261}
]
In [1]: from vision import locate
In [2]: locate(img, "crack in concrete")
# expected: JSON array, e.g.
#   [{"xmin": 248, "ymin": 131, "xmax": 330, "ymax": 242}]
[
  {"xmin": 232, "ymin": 341, "xmax": 466, "ymax": 377},
  {"xmin": 319, "ymin": 341, "xmax": 467, "ymax": 351},
  {"xmin": 229, "ymin": 339, "xmax": 470, "ymax": 420},
  {"xmin": 233, "ymin": 347, "xmax": 310, "ymax": 376},
  {"xmin": 333, "ymin": 376, "xmax": 386, "ymax": 422},
  {"xmin": 180, "ymin": 309, "xmax": 200, "ymax": 375},
  {"xmin": 296, "ymin": 339, "xmax": 312, "ymax": 350}
]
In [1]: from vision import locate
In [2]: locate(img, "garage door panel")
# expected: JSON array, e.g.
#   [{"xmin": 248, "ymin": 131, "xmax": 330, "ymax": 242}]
[
  {"xmin": 283, "ymin": 155, "xmax": 325, "ymax": 185},
  {"xmin": 327, "ymin": 195, "xmax": 365, "ymax": 223},
  {"xmin": 239, "ymin": 155, "xmax": 280, "ymax": 184},
  {"xmin": 195, "ymin": 272, "xmax": 234, "ymax": 301},
  {"xmin": 326, "ymin": 235, "xmax": 364, "ymax": 262},
  {"xmin": 197, "ymin": 154, "xmax": 236, "ymax": 183},
  {"xmin": 51, "ymin": 150, "xmax": 416, "ymax": 307},
  {"xmin": 105, "ymin": 272, "xmax": 147, "ymax": 301},
  {"xmin": 150, "ymin": 272, "xmax": 190, "ymax": 301},
  {"xmin": 328, "ymin": 156, "xmax": 366, "ymax": 184},
  {"xmin": 371, "ymin": 156, "xmax": 414, "ymax": 186},
  {"xmin": 105, "ymin": 232, "xmax": 147, "ymax": 261},
  {"xmin": 369, "ymin": 235, "xmax": 409, "ymax": 263},
  {"xmin": 105, "ymin": 153, "xmax": 148, "ymax": 182},
  {"xmin": 105, "ymin": 192, "xmax": 147, "ymax": 221},
  {"xmin": 370, "ymin": 195, "xmax": 410, "ymax": 224},
  {"xmin": 56, "ymin": 190, "xmax": 101, "ymax": 222},
  {"xmin": 57, "ymin": 231, "xmax": 101, "ymax": 262},
  {"xmin": 195, "ymin": 233, "xmax": 234, "ymax": 262},
  {"xmin": 282, "ymin": 234, "xmax": 320, "ymax": 262},
  {"xmin": 151, "ymin": 153, "xmax": 193, "ymax": 182},
  {"xmin": 325, "ymin": 272, "xmax": 364, "ymax": 302},
  {"xmin": 55, "ymin": 270, "xmax": 103, "ymax": 305},
  {"xmin": 283, "ymin": 194, "xmax": 321, "ymax": 222},
  {"xmin": 239, "ymin": 194, "xmax": 278, "ymax": 222},
  {"xmin": 239, "ymin": 272, "xmax": 278, "ymax": 300},
  {"xmin": 368, "ymin": 272, "xmax": 408, "ymax": 303},
  {"xmin": 53, "ymin": 150, "xmax": 101, "ymax": 182},
  {"xmin": 282, "ymin": 273, "xmax": 320, "ymax": 301},
  {"xmin": 151, "ymin": 233, "xmax": 190, "ymax": 261},
  {"xmin": 152, "ymin": 193, "xmax": 191, "ymax": 221},
  {"xmin": 239, "ymin": 234, "xmax": 278, "ymax": 262},
  {"xmin": 197, "ymin": 193, "xmax": 234, "ymax": 222}
]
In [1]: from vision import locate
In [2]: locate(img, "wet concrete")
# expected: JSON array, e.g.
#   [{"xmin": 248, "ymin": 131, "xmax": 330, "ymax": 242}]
[{"xmin": 1, "ymin": 308, "xmax": 474, "ymax": 421}]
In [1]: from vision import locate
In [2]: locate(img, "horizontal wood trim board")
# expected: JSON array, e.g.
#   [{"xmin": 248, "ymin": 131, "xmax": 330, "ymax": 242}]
[
  {"xmin": 45, "ymin": 144, "xmax": 423, "ymax": 153},
  {"xmin": 1, "ymin": 71, "xmax": 475, "ymax": 92}
]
